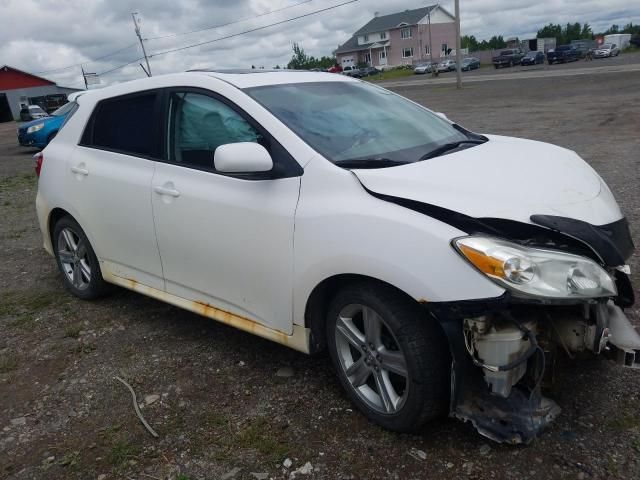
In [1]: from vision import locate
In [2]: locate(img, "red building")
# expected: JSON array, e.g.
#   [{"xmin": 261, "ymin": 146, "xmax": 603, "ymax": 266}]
[{"xmin": 0, "ymin": 65, "xmax": 81, "ymax": 122}]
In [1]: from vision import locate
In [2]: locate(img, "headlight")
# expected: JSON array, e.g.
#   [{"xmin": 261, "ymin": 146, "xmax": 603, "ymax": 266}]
[
  {"xmin": 27, "ymin": 123, "xmax": 45, "ymax": 133},
  {"xmin": 453, "ymin": 236, "xmax": 617, "ymax": 300}
]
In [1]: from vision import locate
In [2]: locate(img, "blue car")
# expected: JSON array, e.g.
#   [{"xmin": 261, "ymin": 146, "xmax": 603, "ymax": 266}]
[{"xmin": 17, "ymin": 101, "xmax": 76, "ymax": 149}]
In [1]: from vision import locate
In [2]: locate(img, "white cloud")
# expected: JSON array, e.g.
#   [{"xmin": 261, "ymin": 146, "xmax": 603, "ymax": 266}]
[{"xmin": 0, "ymin": 0, "xmax": 637, "ymax": 89}]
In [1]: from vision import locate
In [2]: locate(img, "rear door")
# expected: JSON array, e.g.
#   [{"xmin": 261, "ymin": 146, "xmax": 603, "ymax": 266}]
[
  {"xmin": 66, "ymin": 90, "xmax": 165, "ymax": 289},
  {"xmin": 151, "ymin": 88, "xmax": 303, "ymax": 333}
]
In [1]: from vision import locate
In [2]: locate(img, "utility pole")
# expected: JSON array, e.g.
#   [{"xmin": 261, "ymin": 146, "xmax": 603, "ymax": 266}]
[
  {"xmin": 454, "ymin": 0, "xmax": 462, "ymax": 89},
  {"xmin": 81, "ymin": 65, "xmax": 88, "ymax": 90},
  {"xmin": 132, "ymin": 12, "xmax": 152, "ymax": 77}
]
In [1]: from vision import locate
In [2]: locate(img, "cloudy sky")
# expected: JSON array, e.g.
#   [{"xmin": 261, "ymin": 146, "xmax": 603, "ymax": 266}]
[{"xmin": 1, "ymin": 0, "xmax": 637, "ymax": 89}]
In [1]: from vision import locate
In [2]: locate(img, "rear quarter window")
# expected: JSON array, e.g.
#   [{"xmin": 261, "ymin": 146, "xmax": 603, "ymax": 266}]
[{"xmin": 80, "ymin": 91, "xmax": 158, "ymax": 157}]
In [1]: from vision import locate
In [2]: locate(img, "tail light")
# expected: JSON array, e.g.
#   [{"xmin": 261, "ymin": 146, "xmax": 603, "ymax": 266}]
[{"xmin": 34, "ymin": 152, "xmax": 44, "ymax": 177}]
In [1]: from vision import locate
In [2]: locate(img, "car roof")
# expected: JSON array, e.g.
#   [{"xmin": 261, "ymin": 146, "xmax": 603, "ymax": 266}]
[{"xmin": 191, "ymin": 69, "xmax": 354, "ymax": 88}]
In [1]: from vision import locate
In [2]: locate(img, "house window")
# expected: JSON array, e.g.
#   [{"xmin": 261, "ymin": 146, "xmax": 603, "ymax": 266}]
[
  {"xmin": 402, "ymin": 47, "xmax": 413, "ymax": 58},
  {"xmin": 425, "ymin": 45, "xmax": 430, "ymax": 55},
  {"xmin": 380, "ymin": 32, "xmax": 386, "ymax": 40},
  {"xmin": 401, "ymin": 27, "xmax": 412, "ymax": 39},
  {"xmin": 379, "ymin": 51, "xmax": 386, "ymax": 60},
  {"xmin": 441, "ymin": 43, "xmax": 449, "ymax": 55},
  {"xmin": 364, "ymin": 52, "xmax": 371, "ymax": 63},
  {"xmin": 364, "ymin": 34, "xmax": 369, "ymax": 42}
]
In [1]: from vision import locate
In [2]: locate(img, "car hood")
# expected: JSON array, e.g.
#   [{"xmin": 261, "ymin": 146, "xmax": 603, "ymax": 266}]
[
  {"xmin": 20, "ymin": 116, "xmax": 57, "ymax": 129},
  {"xmin": 352, "ymin": 134, "xmax": 623, "ymax": 227}
]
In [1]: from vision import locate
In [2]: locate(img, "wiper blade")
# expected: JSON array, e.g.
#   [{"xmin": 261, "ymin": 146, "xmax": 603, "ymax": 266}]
[
  {"xmin": 334, "ymin": 158, "xmax": 409, "ymax": 169},
  {"xmin": 419, "ymin": 139, "xmax": 486, "ymax": 161}
]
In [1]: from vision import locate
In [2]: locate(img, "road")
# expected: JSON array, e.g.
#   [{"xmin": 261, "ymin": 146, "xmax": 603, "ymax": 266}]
[{"xmin": 379, "ymin": 51, "xmax": 640, "ymax": 88}]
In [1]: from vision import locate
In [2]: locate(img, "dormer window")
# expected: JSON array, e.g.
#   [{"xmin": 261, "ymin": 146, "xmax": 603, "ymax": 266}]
[
  {"xmin": 380, "ymin": 32, "xmax": 387, "ymax": 39},
  {"xmin": 364, "ymin": 34, "xmax": 369, "ymax": 42}
]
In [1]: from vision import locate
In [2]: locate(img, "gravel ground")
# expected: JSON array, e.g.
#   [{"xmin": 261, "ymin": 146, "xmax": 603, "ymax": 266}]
[{"xmin": 1, "ymin": 67, "xmax": 639, "ymax": 480}]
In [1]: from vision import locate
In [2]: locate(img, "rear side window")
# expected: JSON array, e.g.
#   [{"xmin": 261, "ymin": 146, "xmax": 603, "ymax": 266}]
[{"xmin": 82, "ymin": 92, "xmax": 157, "ymax": 157}]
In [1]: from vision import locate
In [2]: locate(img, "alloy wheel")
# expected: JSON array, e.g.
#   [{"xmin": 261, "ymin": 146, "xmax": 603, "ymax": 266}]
[
  {"xmin": 57, "ymin": 227, "xmax": 91, "ymax": 290},
  {"xmin": 334, "ymin": 304, "xmax": 409, "ymax": 414}
]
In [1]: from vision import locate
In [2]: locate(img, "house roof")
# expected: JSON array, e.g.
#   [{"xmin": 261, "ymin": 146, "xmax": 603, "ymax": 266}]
[
  {"xmin": 335, "ymin": 5, "xmax": 439, "ymax": 55},
  {"xmin": 354, "ymin": 5, "xmax": 437, "ymax": 36}
]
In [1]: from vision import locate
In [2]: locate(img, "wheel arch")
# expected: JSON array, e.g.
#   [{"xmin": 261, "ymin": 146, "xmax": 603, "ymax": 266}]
[{"xmin": 304, "ymin": 273, "xmax": 427, "ymax": 354}]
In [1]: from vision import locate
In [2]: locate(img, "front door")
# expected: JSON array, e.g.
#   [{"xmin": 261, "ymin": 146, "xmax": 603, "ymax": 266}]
[{"xmin": 151, "ymin": 89, "xmax": 302, "ymax": 333}]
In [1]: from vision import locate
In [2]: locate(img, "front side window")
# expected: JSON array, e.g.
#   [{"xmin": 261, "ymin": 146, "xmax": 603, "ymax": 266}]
[
  {"xmin": 402, "ymin": 47, "xmax": 413, "ymax": 58},
  {"xmin": 401, "ymin": 27, "xmax": 412, "ymax": 39},
  {"xmin": 86, "ymin": 92, "xmax": 157, "ymax": 156},
  {"xmin": 246, "ymin": 81, "xmax": 473, "ymax": 166},
  {"xmin": 167, "ymin": 92, "xmax": 260, "ymax": 169}
]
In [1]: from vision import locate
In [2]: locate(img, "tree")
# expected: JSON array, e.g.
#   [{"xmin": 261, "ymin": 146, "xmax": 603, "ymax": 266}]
[
  {"xmin": 287, "ymin": 42, "xmax": 311, "ymax": 70},
  {"xmin": 461, "ymin": 34, "xmax": 479, "ymax": 51},
  {"xmin": 580, "ymin": 23, "xmax": 593, "ymax": 39}
]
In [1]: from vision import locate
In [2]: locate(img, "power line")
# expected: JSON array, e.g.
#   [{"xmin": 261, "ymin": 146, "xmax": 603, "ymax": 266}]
[
  {"xmin": 36, "ymin": 0, "xmax": 315, "ymax": 75},
  {"xmin": 89, "ymin": 0, "xmax": 357, "ymax": 78},
  {"xmin": 148, "ymin": 0, "xmax": 358, "ymax": 58},
  {"xmin": 34, "ymin": 42, "xmax": 139, "ymax": 74},
  {"xmin": 146, "ymin": 0, "xmax": 314, "ymax": 41}
]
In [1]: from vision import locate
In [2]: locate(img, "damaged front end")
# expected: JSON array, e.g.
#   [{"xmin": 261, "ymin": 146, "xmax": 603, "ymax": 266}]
[{"xmin": 430, "ymin": 216, "xmax": 638, "ymax": 444}]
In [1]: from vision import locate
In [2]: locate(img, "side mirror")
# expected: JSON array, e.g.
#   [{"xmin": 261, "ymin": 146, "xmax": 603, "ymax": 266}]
[
  {"xmin": 435, "ymin": 112, "xmax": 451, "ymax": 122},
  {"xmin": 214, "ymin": 142, "xmax": 273, "ymax": 173}
]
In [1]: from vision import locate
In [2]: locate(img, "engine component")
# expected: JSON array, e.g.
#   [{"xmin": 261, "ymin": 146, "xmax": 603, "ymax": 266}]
[{"xmin": 464, "ymin": 318, "xmax": 536, "ymax": 397}]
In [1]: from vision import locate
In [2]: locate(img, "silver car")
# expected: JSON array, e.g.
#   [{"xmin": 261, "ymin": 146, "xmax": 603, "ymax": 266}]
[
  {"xmin": 594, "ymin": 43, "xmax": 620, "ymax": 58},
  {"xmin": 436, "ymin": 59, "xmax": 456, "ymax": 72},
  {"xmin": 413, "ymin": 62, "xmax": 434, "ymax": 74}
]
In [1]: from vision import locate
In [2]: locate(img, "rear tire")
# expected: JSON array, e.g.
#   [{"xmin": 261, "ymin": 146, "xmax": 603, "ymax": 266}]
[
  {"xmin": 53, "ymin": 216, "xmax": 110, "ymax": 300},
  {"xmin": 326, "ymin": 282, "xmax": 450, "ymax": 432}
]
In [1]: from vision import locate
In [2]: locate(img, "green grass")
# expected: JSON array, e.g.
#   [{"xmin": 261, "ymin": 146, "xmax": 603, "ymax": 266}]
[
  {"xmin": 0, "ymin": 173, "xmax": 36, "ymax": 192},
  {"xmin": 366, "ymin": 67, "xmax": 415, "ymax": 82},
  {"xmin": 0, "ymin": 290, "xmax": 64, "ymax": 329},
  {"xmin": 0, "ymin": 356, "xmax": 18, "ymax": 374},
  {"xmin": 107, "ymin": 440, "xmax": 142, "ymax": 470},
  {"xmin": 64, "ymin": 324, "xmax": 82, "ymax": 339},
  {"xmin": 608, "ymin": 412, "xmax": 640, "ymax": 431}
]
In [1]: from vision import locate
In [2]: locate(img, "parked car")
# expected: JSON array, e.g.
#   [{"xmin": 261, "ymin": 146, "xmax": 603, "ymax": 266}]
[
  {"xmin": 19, "ymin": 105, "xmax": 48, "ymax": 121},
  {"xmin": 35, "ymin": 71, "xmax": 638, "ymax": 444},
  {"xmin": 359, "ymin": 66, "xmax": 379, "ymax": 77},
  {"xmin": 413, "ymin": 62, "xmax": 434, "ymax": 74},
  {"xmin": 341, "ymin": 65, "xmax": 363, "ymax": 78},
  {"xmin": 18, "ymin": 101, "xmax": 77, "ymax": 149},
  {"xmin": 520, "ymin": 51, "xmax": 545, "ymax": 66},
  {"xmin": 593, "ymin": 43, "xmax": 620, "ymax": 58},
  {"xmin": 436, "ymin": 59, "xmax": 456, "ymax": 72},
  {"xmin": 547, "ymin": 45, "xmax": 580, "ymax": 64},
  {"xmin": 328, "ymin": 64, "xmax": 343, "ymax": 73},
  {"xmin": 461, "ymin": 57, "xmax": 480, "ymax": 71},
  {"xmin": 492, "ymin": 49, "xmax": 524, "ymax": 68}
]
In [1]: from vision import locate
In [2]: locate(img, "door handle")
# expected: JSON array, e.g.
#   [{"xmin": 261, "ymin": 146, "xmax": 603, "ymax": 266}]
[
  {"xmin": 71, "ymin": 165, "xmax": 89, "ymax": 176},
  {"xmin": 154, "ymin": 185, "xmax": 181, "ymax": 198}
]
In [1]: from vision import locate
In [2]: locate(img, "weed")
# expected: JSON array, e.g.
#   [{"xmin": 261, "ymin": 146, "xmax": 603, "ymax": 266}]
[
  {"xmin": 58, "ymin": 450, "xmax": 81, "ymax": 468},
  {"xmin": 0, "ymin": 357, "xmax": 18, "ymax": 374},
  {"xmin": 608, "ymin": 413, "xmax": 640, "ymax": 431},
  {"xmin": 0, "ymin": 173, "xmax": 35, "ymax": 192},
  {"xmin": 107, "ymin": 440, "xmax": 142, "ymax": 470},
  {"xmin": 633, "ymin": 437, "xmax": 640, "ymax": 452},
  {"xmin": 176, "ymin": 475, "xmax": 192, "ymax": 480},
  {"xmin": 64, "ymin": 324, "xmax": 82, "ymax": 339},
  {"xmin": 235, "ymin": 417, "xmax": 290, "ymax": 462}
]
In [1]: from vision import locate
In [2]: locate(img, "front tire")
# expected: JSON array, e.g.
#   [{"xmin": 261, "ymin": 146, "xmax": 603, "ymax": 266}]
[
  {"xmin": 53, "ymin": 216, "xmax": 110, "ymax": 300},
  {"xmin": 326, "ymin": 283, "xmax": 450, "ymax": 432}
]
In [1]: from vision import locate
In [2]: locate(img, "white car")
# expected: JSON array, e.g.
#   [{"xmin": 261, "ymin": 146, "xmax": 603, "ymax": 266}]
[
  {"xmin": 594, "ymin": 43, "xmax": 620, "ymax": 58},
  {"xmin": 35, "ymin": 70, "xmax": 638, "ymax": 443}
]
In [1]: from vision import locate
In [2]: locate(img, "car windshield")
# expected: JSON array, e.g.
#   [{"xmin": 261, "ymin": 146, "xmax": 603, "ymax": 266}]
[
  {"xmin": 51, "ymin": 101, "xmax": 75, "ymax": 116},
  {"xmin": 500, "ymin": 51, "xmax": 513, "ymax": 55},
  {"xmin": 600, "ymin": 44, "xmax": 612, "ymax": 49},
  {"xmin": 29, "ymin": 106, "xmax": 45, "ymax": 113},
  {"xmin": 246, "ymin": 81, "xmax": 475, "ymax": 165},
  {"xmin": 557, "ymin": 46, "xmax": 570, "ymax": 51},
  {"xmin": 525, "ymin": 52, "xmax": 537, "ymax": 57}
]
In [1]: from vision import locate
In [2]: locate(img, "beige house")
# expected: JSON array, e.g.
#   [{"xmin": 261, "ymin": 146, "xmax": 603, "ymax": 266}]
[{"xmin": 334, "ymin": 5, "xmax": 456, "ymax": 69}]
